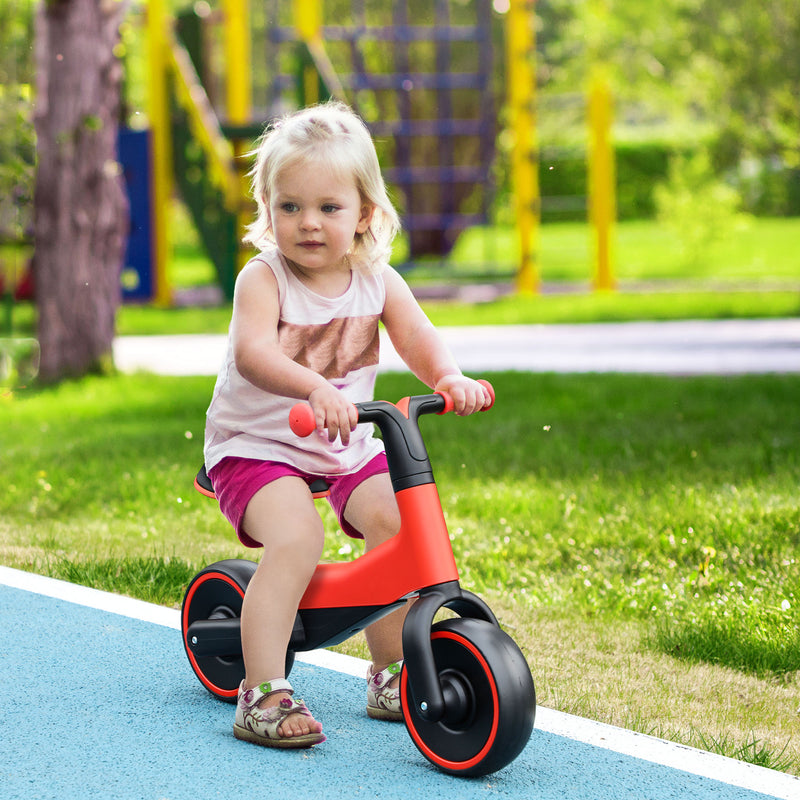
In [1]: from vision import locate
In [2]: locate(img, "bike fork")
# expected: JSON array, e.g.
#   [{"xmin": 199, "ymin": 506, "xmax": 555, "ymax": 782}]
[{"xmin": 401, "ymin": 580, "xmax": 499, "ymax": 723}]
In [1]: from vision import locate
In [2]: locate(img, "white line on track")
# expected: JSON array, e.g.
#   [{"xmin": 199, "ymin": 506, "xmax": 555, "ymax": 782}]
[{"xmin": 2, "ymin": 565, "xmax": 797, "ymax": 800}]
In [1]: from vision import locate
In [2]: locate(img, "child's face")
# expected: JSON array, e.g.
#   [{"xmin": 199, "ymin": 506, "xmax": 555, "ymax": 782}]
[{"xmin": 268, "ymin": 159, "xmax": 374, "ymax": 274}]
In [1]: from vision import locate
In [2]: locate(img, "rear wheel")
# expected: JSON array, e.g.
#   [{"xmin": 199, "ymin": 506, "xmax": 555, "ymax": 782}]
[
  {"xmin": 401, "ymin": 617, "xmax": 535, "ymax": 776},
  {"xmin": 181, "ymin": 559, "xmax": 295, "ymax": 702}
]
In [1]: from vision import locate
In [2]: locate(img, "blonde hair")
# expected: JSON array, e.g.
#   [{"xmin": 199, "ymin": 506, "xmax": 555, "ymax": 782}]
[{"xmin": 244, "ymin": 101, "xmax": 400, "ymax": 273}]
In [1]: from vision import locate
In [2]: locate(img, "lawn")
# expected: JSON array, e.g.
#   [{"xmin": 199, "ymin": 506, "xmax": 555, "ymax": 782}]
[
  {"xmin": 2, "ymin": 370, "xmax": 798, "ymax": 773},
  {"xmin": 440, "ymin": 217, "xmax": 800, "ymax": 283}
]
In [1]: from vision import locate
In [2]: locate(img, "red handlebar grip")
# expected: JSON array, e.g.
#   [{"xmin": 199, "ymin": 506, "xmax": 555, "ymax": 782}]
[
  {"xmin": 434, "ymin": 391, "xmax": 455, "ymax": 414},
  {"xmin": 289, "ymin": 403, "xmax": 316, "ymax": 437},
  {"xmin": 435, "ymin": 380, "xmax": 495, "ymax": 415},
  {"xmin": 478, "ymin": 379, "xmax": 496, "ymax": 410}
]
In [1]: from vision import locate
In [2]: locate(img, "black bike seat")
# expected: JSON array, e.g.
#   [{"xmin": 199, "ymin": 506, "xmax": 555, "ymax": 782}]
[
  {"xmin": 194, "ymin": 464, "xmax": 216, "ymax": 498},
  {"xmin": 193, "ymin": 464, "xmax": 330, "ymax": 499}
]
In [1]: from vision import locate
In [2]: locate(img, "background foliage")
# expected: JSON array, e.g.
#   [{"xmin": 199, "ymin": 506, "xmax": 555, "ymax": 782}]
[
  {"xmin": 5, "ymin": 0, "xmax": 799, "ymax": 249},
  {"xmin": 0, "ymin": 0, "xmax": 35, "ymax": 246}
]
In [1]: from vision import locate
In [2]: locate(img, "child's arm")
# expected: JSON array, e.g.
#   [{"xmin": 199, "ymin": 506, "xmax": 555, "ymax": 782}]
[
  {"xmin": 381, "ymin": 267, "xmax": 491, "ymax": 415},
  {"xmin": 229, "ymin": 260, "xmax": 358, "ymax": 443}
]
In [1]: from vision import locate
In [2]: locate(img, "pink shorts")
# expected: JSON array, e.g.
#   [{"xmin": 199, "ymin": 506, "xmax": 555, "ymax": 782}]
[{"xmin": 207, "ymin": 453, "xmax": 389, "ymax": 549}]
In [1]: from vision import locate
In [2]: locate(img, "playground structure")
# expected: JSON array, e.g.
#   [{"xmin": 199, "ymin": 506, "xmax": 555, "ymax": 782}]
[{"xmin": 125, "ymin": 0, "xmax": 615, "ymax": 304}]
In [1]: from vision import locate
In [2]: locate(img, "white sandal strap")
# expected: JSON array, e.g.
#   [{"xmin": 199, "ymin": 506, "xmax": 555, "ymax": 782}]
[
  {"xmin": 370, "ymin": 660, "xmax": 403, "ymax": 681},
  {"xmin": 255, "ymin": 678, "xmax": 293, "ymax": 698},
  {"xmin": 368, "ymin": 660, "xmax": 403, "ymax": 690}
]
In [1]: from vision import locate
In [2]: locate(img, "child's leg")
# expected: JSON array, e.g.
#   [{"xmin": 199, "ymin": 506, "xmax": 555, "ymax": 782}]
[
  {"xmin": 342, "ymin": 473, "xmax": 405, "ymax": 671},
  {"xmin": 240, "ymin": 476, "xmax": 325, "ymax": 739}
]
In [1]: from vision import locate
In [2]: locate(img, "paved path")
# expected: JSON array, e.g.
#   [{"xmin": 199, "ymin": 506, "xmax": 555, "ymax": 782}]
[
  {"xmin": 114, "ymin": 318, "xmax": 800, "ymax": 377},
  {"xmin": 2, "ymin": 567, "xmax": 798, "ymax": 800}
]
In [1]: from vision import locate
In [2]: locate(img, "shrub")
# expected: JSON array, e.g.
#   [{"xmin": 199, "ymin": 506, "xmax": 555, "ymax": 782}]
[{"xmin": 654, "ymin": 149, "xmax": 748, "ymax": 270}]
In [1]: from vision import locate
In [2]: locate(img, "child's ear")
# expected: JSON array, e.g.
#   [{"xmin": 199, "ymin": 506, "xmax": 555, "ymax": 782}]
[{"xmin": 356, "ymin": 203, "xmax": 375, "ymax": 234}]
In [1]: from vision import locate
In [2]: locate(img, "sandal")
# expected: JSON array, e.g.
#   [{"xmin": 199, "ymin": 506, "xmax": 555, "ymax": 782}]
[
  {"xmin": 366, "ymin": 660, "xmax": 404, "ymax": 721},
  {"xmin": 234, "ymin": 679, "xmax": 326, "ymax": 749}
]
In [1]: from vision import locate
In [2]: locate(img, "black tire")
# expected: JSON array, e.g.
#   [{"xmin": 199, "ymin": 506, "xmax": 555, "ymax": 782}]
[
  {"xmin": 401, "ymin": 617, "xmax": 535, "ymax": 777},
  {"xmin": 181, "ymin": 559, "xmax": 296, "ymax": 702}
]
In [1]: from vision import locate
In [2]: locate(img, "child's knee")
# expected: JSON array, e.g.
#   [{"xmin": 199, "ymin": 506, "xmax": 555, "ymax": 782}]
[
  {"xmin": 293, "ymin": 513, "xmax": 326, "ymax": 559},
  {"xmin": 260, "ymin": 510, "xmax": 325, "ymax": 569},
  {"xmin": 364, "ymin": 504, "xmax": 401, "ymax": 546},
  {"xmin": 383, "ymin": 504, "xmax": 402, "ymax": 536}
]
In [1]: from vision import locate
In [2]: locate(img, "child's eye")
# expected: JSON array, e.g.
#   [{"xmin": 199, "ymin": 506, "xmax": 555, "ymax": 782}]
[
  {"xmin": 280, "ymin": 202, "xmax": 299, "ymax": 213},
  {"xmin": 321, "ymin": 204, "xmax": 340, "ymax": 213}
]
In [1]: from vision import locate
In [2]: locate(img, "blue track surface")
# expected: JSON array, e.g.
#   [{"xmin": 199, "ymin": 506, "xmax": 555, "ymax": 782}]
[{"xmin": 0, "ymin": 581, "xmax": 792, "ymax": 800}]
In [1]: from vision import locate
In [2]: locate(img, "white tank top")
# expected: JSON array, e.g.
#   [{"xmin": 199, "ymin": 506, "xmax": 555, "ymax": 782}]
[{"xmin": 204, "ymin": 246, "xmax": 386, "ymax": 475}]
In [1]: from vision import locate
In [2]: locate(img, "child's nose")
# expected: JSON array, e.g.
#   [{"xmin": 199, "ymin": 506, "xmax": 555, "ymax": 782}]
[{"xmin": 300, "ymin": 210, "xmax": 321, "ymax": 230}]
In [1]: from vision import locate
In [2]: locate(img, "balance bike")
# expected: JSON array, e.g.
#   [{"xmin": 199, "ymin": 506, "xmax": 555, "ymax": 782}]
[{"xmin": 181, "ymin": 382, "xmax": 535, "ymax": 776}]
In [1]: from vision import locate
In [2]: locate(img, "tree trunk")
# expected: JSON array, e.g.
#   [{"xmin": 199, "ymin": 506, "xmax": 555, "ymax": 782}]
[{"xmin": 33, "ymin": 0, "xmax": 128, "ymax": 382}]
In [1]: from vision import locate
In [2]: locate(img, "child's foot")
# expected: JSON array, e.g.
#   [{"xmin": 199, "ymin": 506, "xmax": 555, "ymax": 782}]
[
  {"xmin": 234, "ymin": 679, "xmax": 326, "ymax": 748},
  {"xmin": 366, "ymin": 660, "xmax": 404, "ymax": 721}
]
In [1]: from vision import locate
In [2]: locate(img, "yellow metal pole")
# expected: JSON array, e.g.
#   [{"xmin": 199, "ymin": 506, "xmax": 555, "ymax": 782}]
[
  {"xmin": 146, "ymin": 0, "xmax": 172, "ymax": 306},
  {"xmin": 587, "ymin": 66, "xmax": 616, "ymax": 291},
  {"xmin": 506, "ymin": 0, "xmax": 539, "ymax": 295},
  {"xmin": 223, "ymin": 0, "xmax": 252, "ymax": 126},
  {"xmin": 293, "ymin": 0, "xmax": 322, "ymax": 42},
  {"xmin": 294, "ymin": 0, "xmax": 323, "ymax": 105},
  {"xmin": 223, "ymin": 0, "xmax": 252, "ymax": 273}
]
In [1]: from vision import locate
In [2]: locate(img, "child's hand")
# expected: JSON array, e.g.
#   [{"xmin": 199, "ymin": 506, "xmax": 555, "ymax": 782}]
[
  {"xmin": 308, "ymin": 384, "xmax": 359, "ymax": 445},
  {"xmin": 434, "ymin": 375, "xmax": 493, "ymax": 416}
]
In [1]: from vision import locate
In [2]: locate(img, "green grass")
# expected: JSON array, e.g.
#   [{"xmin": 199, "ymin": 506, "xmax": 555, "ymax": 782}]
[
  {"xmin": 2, "ymin": 370, "xmax": 799, "ymax": 771},
  {"xmin": 653, "ymin": 603, "xmax": 800, "ymax": 677},
  {"xmin": 43, "ymin": 554, "xmax": 198, "ymax": 606},
  {"xmin": 120, "ymin": 213, "xmax": 800, "ymax": 332},
  {"xmin": 421, "ymin": 288, "xmax": 800, "ymax": 327},
  {"xmin": 3, "ymin": 370, "xmax": 798, "ymax": 654},
  {"xmin": 4, "ymin": 216, "xmax": 799, "ymax": 338},
  {"xmin": 6, "ymin": 286, "xmax": 798, "ymax": 339},
  {"xmin": 408, "ymin": 216, "xmax": 800, "ymax": 283}
]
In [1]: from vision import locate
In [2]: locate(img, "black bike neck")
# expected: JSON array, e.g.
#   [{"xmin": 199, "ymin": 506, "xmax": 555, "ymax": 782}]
[{"xmin": 357, "ymin": 396, "xmax": 441, "ymax": 492}]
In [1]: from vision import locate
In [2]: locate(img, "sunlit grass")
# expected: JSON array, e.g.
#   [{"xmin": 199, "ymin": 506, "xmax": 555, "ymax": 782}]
[
  {"xmin": 4, "ymin": 371, "xmax": 798, "ymax": 644},
  {"xmin": 653, "ymin": 596, "xmax": 800, "ymax": 676},
  {"xmin": 6, "ymin": 216, "xmax": 800, "ymax": 339},
  {"xmin": 411, "ymin": 216, "xmax": 800, "ymax": 283},
  {"xmin": 42, "ymin": 554, "xmax": 198, "ymax": 606},
  {"xmin": 5, "ymin": 286, "xmax": 797, "ymax": 340}
]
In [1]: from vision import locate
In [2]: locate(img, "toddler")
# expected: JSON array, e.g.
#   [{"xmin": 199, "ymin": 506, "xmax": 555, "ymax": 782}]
[{"xmin": 204, "ymin": 101, "xmax": 491, "ymax": 748}]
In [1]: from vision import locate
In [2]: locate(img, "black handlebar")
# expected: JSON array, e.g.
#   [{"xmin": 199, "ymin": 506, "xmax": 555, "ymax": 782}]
[{"xmin": 289, "ymin": 382, "xmax": 494, "ymax": 493}]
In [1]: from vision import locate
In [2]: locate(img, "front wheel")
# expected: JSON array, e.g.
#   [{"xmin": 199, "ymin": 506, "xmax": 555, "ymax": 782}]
[{"xmin": 400, "ymin": 617, "xmax": 535, "ymax": 777}]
